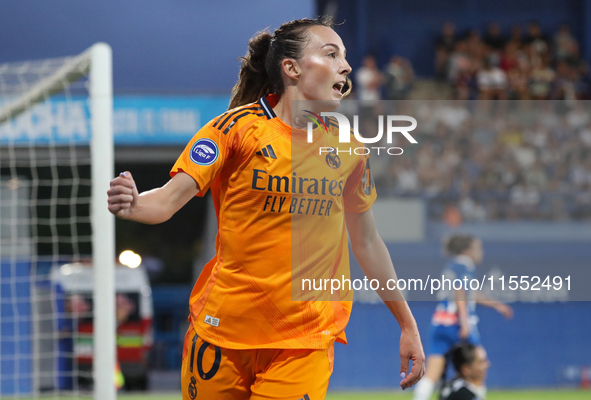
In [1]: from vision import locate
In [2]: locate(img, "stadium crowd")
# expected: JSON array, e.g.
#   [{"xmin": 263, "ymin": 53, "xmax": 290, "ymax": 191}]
[
  {"xmin": 350, "ymin": 22, "xmax": 591, "ymax": 222},
  {"xmin": 354, "ymin": 54, "xmax": 415, "ymax": 102},
  {"xmin": 436, "ymin": 21, "xmax": 591, "ymax": 100},
  {"xmin": 362, "ymin": 100, "xmax": 591, "ymax": 222}
]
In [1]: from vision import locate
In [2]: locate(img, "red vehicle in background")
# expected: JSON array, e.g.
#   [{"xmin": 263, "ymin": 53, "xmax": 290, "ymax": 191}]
[{"xmin": 52, "ymin": 262, "xmax": 153, "ymax": 390}]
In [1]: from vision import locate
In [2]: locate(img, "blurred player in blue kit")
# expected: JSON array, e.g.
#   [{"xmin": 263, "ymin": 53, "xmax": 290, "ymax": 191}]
[{"xmin": 413, "ymin": 234, "xmax": 513, "ymax": 400}]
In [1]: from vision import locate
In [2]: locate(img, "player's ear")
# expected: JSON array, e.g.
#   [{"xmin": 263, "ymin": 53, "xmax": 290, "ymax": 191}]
[{"xmin": 281, "ymin": 58, "xmax": 300, "ymax": 82}]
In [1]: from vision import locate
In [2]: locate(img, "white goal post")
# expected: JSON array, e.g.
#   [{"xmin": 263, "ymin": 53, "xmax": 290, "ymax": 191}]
[
  {"xmin": 89, "ymin": 43, "xmax": 116, "ymax": 400},
  {"xmin": 0, "ymin": 43, "xmax": 115, "ymax": 400}
]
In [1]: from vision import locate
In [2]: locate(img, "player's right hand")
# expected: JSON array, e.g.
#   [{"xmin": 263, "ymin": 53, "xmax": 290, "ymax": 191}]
[{"xmin": 107, "ymin": 171, "xmax": 139, "ymax": 220}]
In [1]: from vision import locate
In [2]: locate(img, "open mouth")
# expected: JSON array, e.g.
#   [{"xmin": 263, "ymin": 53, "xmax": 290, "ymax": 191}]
[{"xmin": 333, "ymin": 82, "xmax": 344, "ymax": 94}]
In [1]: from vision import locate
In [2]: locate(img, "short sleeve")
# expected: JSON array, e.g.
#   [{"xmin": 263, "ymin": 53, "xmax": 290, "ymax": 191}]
[
  {"xmin": 343, "ymin": 153, "xmax": 377, "ymax": 213},
  {"xmin": 170, "ymin": 123, "xmax": 230, "ymax": 197}
]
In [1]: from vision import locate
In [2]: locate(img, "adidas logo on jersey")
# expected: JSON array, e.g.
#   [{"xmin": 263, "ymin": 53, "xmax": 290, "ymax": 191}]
[
  {"xmin": 204, "ymin": 314, "xmax": 220, "ymax": 327},
  {"xmin": 298, "ymin": 395, "xmax": 310, "ymax": 400},
  {"xmin": 255, "ymin": 144, "xmax": 277, "ymax": 159}
]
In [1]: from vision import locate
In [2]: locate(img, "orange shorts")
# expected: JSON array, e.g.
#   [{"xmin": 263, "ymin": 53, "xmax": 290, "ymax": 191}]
[{"xmin": 181, "ymin": 325, "xmax": 334, "ymax": 400}]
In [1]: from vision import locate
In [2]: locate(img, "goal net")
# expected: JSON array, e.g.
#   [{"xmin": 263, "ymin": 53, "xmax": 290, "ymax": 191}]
[{"xmin": 0, "ymin": 44, "xmax": 116, "ymax": 399}]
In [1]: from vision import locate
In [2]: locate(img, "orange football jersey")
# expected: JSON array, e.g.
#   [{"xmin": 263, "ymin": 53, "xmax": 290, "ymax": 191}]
[{"xmin": 171, "ymin": 94, "xmax": 377, "ymax": 350}]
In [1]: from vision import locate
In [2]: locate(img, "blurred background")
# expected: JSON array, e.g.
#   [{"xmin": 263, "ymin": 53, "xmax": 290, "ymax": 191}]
[{"xmin": 1, "ymin": 0, "xmax": 590, "ymax": 396}]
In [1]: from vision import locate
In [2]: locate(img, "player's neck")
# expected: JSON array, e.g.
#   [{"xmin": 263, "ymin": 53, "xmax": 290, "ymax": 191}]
[
  {"xmin": 272, "ymin": 89, "xmax": 335, "ymax": 130},
  {"xmin": 272, "ymin": 95, "xmax": 292, "ymax": 127},
  {"xmin": 272, "ymin": 88, "xmax": 307, "ymax": 128}
]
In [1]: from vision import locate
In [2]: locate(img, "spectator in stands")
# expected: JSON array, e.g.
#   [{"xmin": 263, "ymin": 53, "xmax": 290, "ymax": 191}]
[
  {"xmin": 439, "ymin": 343, "xmax": 490, "ymax": 400},
  {"xmin": 525, "ymin": 161, "xmax": 548, "ymax": 188},
  {"xmin": 552, "ymin": 60, "xmax": 577, "ymax": 100},
  {"xmin": 579, "ymin": 123, "xmax": 591, "ymax": 147},
  {"xmin": 570, "ymin": 158, "xmax": 591, "ymax": 188},
  {"xmin": 554, "ymin": 24, "xmax": 578, "ymax": 61},
  {"xmin": 437, "ymin": 22, "xmax": 458, "ymax": 54},
  {"xmin": 508, "ymin": 24, "xmax": 523, "ymax": 48},
  {"xmin": 437, "ymin": 101, "xmax": 470, "ymax": 131},
  {"xmin": 523, "ymin": 21, "xmax": 550, "ymax": 56},
  {"xmin": 363, "ymin": 76, "xmax": 591, "ymax": 221},
  {"xmin": 499, "ymin": 41, "xmax": 522, "ymax": 72},
  {"xmin": 529, "ymin": 57, "xmax": 555, "ymax": 99},
  {"xmin": 439, "ymin": 21, "xmax": 589, "ymax": 101},
  {"xmin": 573, "ymin": 183, "xmax": 591, "ymax": 219},
  {"xmin": 448, "ymin": 40, "xmax": 471, "ymax": 83},
  {"xmin": 507, "ymin": 65, "xmax": 530, "ymax": 99},
  {"xmin": 465, "ymin": 29, "xmax": 486, "ymax": 62},
  {"xmin": 566, "ymin": 102, "xmax": 590, "ymax": 129},
  {"xmin": 509, "ymin": 183, "xmax": 541, "ymax": 219},
  {"xmin": 356, "ymin": 55, "xmax": 383, "ymax": 121},
  {"xmin": 436, "ymin": 22, "xmax": 457, "ymax": 80},
  {"xmin": 392, "ymin": 158, "xmax": 420, "ymax": 195},
  {"xmin": 477, "ymin": 57, "xmax": 507, "ymax": 99},
  {"xmin": 483, "ymin": 22, "xmax": 506, "ymax": 52},
  {"xmin": 512, "ymin": 141, "xmax": 536, "ymax": 169},
  {"xmin": 459, "ymin": 194, "xmax": 487, "ymax": 222},
  {"xmin": 564, "ymin": 41, "xmax": 583, "ymax": 69},
  {"xmin": 384, "ymin": 55, "xmax": 414, "ymax": 99},
  {"xmin": 355, "ymin": 55, "xmax": 383, "ymax": 103},
  {"xmin": 526, "ymin": 121, "xmax": 550, "ymax": 148},
  {"xmin": 575, "ymin": 62, "xmax": 591, "ymax": 99}
]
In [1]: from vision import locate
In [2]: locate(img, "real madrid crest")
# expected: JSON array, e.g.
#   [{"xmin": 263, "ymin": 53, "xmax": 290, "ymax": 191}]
[{"xmin": 325, "ymin": 149, "xmax": 341, "ymax": 169}]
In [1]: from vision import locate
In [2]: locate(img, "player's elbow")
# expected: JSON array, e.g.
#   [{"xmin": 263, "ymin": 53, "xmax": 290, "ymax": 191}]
[
  {"xmin": 349, "ymin": 231, "xmax": 382, "ymax": 264},
  {"xmin": 346, "ymin": 209, "xmax": 380, "ymax": 248},
  {"xmin": 351, "ymin": 225, "xmax": 381, "ymax": 250},
  {"xmin": 349, "ymin": 234, "xmax": 371, "ymax": 253}
]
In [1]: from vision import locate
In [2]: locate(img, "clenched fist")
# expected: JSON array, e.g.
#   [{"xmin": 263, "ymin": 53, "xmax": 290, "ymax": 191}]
[{"xmin": 107, "ymin": 171, "xmax": 139, "ymax": 220}]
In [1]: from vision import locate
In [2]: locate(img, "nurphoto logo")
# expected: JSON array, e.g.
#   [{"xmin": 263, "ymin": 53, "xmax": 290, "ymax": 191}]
[{"xmin": 304, "ymin": 111, "xmax": 418, "ymax": 155}]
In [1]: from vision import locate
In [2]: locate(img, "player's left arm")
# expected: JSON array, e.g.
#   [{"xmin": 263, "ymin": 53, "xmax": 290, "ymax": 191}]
[
  {"xmin": 475, "ymin": 292, "xmax": 513, "ymax": 319},
  {"xmin": 345, "ymin": 208, "xmax": 425, "ymax": 390}
]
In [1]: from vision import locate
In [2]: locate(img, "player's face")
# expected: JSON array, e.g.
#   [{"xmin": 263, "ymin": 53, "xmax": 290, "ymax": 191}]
[
  {"xmin": 468, "ymin": 239, "xmax": 484, "ymax": 264},
  {"xmin": 295, "ymin": 26, "xmax": 351, "ymax": 104},
  {"xmin": 464, "ymin": 346, "xmax": 490, "ymax": 382}
]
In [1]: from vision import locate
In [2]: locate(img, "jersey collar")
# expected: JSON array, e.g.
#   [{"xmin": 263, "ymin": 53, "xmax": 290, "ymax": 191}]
[{"xmin": 258, "ymin": 95, "xmax": 278, "ymax": 119}]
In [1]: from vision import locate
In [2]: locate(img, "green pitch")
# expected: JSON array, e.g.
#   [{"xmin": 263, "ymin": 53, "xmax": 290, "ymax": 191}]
[
  {"xmin": 108, "ymin": 390, "xmax": 590, "ymax": 400},
  {"xmin": 325, "ymin": 390, "xmax": 591, "ymax": 400}
]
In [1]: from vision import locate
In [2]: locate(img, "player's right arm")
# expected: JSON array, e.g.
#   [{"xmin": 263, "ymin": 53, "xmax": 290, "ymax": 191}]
[
  {"xmin": 108, "ymin": 103, "xmax": 260, "ymax": 223},
  {"xmin": 107, "ymin": 171, "xmax": 199, "ymax": 224}
]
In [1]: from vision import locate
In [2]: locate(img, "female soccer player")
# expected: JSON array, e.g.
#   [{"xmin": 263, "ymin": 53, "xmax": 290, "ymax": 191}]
[
  {"xmin": 108, "ymin": 16, "xmax": 424, "ymax": 399},
  {"xmin": 413, "ymin": 234, "xmax": 512, "ymax": 400}
]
